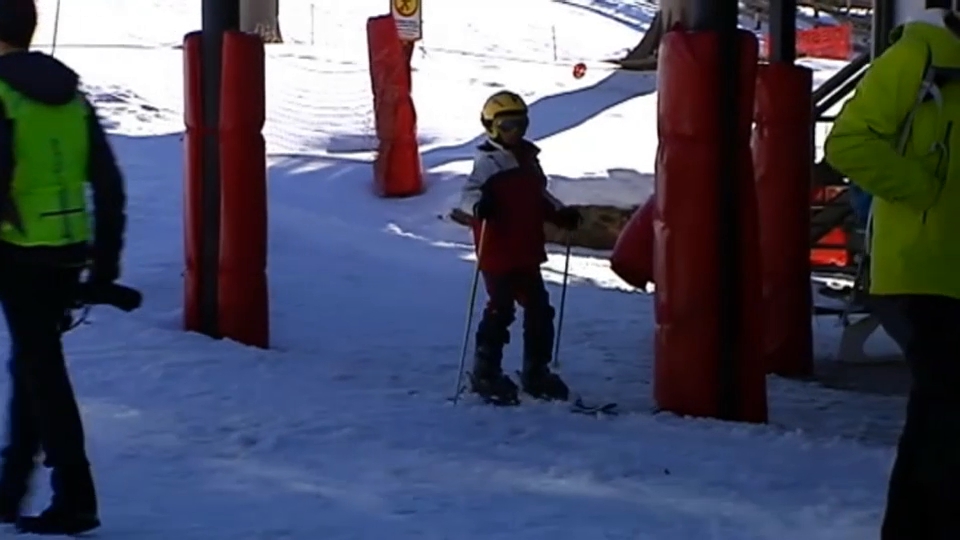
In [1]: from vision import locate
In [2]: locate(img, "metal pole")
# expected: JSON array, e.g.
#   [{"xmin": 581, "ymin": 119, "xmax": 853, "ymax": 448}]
[
  {"xmin": 199, "ymin": 0, "xmax": 240, "ymax": 338},
  {"xmin": 713, "ymin": 0, "xmax": 741, "ymax": 421},
  {"xmin": 872, "ymin": 0, "xmax": 896, "ymax": 58},
  {"xmin": 552, "ymin": 25, "xmax": 558, "ymax": 62},
  {"xmin": 811, "ymin": 52, "xmax": 869, "ymax": 106},
  {"xmin": 768, "ymin": 0, "xmax": 797, "ymax": 63},
  {"xmin": 51, "ymin": 0, "xmax": 62, "ymax": 56}
]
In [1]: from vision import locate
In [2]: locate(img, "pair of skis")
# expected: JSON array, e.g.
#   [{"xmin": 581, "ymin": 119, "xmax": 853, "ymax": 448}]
[{"xmin": 458, "ymin": 382, "xmax": 620, "ymax": 416}]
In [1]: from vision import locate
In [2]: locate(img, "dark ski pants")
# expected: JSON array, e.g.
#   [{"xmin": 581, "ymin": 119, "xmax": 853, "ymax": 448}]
[
  {"xmin": 0, "ymin": 262, "xmax": 95, "ymax": 514},
  {"xmin": 873, "ymin": 294, "xmax": 960, "ymax": 540},
  {"xmin": 475, "ymin": 268, "xmax": 555, "ymax": 370}
]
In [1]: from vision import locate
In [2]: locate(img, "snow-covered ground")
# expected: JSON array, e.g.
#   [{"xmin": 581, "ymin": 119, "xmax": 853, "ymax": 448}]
[{"xmin": 0, "ymin": 0, "xmax": 905, "ymax": 537}]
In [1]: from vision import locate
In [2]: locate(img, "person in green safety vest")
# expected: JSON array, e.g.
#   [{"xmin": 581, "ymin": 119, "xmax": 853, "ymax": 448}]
[
  {"xmin": 0, "ymin": 0, "xmax": 126, "ymax": 536},
  {"xmin": 825, "ymin": 7, "xmax": 960, "ymax": 539}
]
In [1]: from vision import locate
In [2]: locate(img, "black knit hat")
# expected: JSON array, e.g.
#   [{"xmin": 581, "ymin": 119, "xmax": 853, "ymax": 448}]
[{"xmin": 0, "ymin": 0, "xmax": 36, "ymax": 49}]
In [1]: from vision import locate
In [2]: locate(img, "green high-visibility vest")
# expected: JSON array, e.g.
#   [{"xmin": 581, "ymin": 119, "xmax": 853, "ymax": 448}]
[{"xmin": 0, "ymin": 81, "xmax": 90, "ymax": 247}]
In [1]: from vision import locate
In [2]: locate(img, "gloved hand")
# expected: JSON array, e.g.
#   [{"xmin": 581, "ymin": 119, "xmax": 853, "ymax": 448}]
[
  {"xmin": 553, "ymin": 206, "xmax": 582, "ymax": 231},
  {"xmin": 82, "ymin": 259, "xmax": 120, "ymax": 307},
  {"xmin": 88, "ymin": 259, "xmax": 119, "ymax": 287},
  {"xmin": 78, "ymin": 281, "xmax": 143, "ymax": 312},
  {"xmin": 473, "ymin": 194, "xmax": 496, "ymax": 221}
]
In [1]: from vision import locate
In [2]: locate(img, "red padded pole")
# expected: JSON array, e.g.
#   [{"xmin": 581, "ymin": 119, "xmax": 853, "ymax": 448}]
[
  {"xmin": 734, "ymin": 42, "xmax": 767, "ymax": 424},
  {"xmin": 217, "ymin": 31, "xmax": 269, "ymax": 348},
  {"xmin": 366, "ymin": 15, "xmax": 422, "ymax": 198},
  {"xmin": 654, "ymin": 29, "xmax": 767, "ymax": 423},
  {"xmin": 367, "ymin": 17, "xmax": 391, "ymax": 144},
  {"xmin": 753, "ymin": 63, "xmax": 814, "ymax": 377},
  {"xmin": 182, "ymin": 31, "xmax": 204, "ymax": 333}
]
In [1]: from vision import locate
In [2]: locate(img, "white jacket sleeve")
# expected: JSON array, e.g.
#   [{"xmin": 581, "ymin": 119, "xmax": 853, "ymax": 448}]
[{"xmin": 458, "ymin": 152, "xmax": 501, "ymax": 215}]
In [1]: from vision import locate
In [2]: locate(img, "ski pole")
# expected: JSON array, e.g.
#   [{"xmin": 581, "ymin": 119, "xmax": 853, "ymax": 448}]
[
  {"xmin": 452, "ymin": 221, "xmax": 487, "ymax": 405},
  {"xmin": 552, "ymin": 234, "xmax": 572, "ymax": 371},
  {"xmin": 51, "ymin": 0, "xmax": 62, "ymax": 56}
]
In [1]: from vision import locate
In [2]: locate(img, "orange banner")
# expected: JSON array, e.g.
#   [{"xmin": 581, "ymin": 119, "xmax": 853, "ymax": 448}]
[{"xmin": 761, "ymin": 24, "xmax": 851, "ymax": 61}]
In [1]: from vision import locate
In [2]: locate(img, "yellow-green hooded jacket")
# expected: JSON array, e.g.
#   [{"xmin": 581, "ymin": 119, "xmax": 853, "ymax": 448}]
[{"xmin": 825, "ymin": 8, "xmax": 960, "ymax": 300}]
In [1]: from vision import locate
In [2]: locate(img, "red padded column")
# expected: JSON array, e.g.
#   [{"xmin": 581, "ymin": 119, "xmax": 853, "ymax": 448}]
[
  {"xmin": 654, "ymin": 28, "xmax": 767, "ymax": 423},
  {"xmin": 753, "ymin": 63, "xmax": 814, "ymax": 377},
  {"xmin": 182, "ymin": 32, "xmax": 204, "ymax": 333},
  {"xmin": 217, "ymin": 31, "xmax": 269, "ymax": 348},
  {"xmin": 366, "ymin": 15, "xmax": 423, "ymax": 198}
]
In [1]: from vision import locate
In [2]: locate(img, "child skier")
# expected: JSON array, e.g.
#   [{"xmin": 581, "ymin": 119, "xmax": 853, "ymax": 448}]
[{"xmin": 458, "ymin": 90, "xmax": 582, "ymax": 406}]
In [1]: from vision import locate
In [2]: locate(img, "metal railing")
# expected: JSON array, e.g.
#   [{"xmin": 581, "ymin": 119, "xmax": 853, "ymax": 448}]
[
  {"xmin": 808, "ymin": 54, "xmax": 872, "ymax": 277},
  {"xmin": 813, "ymin": 52, "xmax": 869, "ymax": 119}
]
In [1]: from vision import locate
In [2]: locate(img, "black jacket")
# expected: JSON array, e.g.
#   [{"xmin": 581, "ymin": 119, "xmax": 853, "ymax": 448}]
[{"xmin": 0, "ymin": 51, "xmax": 125, "ymax": 282}]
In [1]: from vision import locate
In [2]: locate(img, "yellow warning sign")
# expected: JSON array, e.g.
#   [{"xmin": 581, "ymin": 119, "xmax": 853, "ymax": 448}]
[
  {"xmin": 393, "ymin": 0, "xmax": 419, "ymax": 18},
  {"xmin": 391, "ymin": 0, "xmax": 422, "ymax": 41}
]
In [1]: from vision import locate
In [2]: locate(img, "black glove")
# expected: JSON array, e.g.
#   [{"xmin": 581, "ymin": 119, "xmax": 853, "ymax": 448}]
[
  {"xmin": 473, "ymin": 195, "xmax": 496, "ymax": 221},
  {"xmin": 78, "ymin": 281, "xmax": 143, "ymax": 312},
  {"xmin": 88, "ymin": 259, "xmax": 119, "ymax": 287},
  {"xmin": 553, "ymin": 206, "xmax": 582, "ymax": 231}
]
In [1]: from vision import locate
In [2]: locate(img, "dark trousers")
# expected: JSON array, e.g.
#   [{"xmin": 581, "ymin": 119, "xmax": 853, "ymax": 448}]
[
  {"xmin": 475, "ymin": 268, "xmax": 555, "ymax": 371},
  {"xmin": 873, "ymin": 294, "xmax": 960, "ymax": 540},
  {"xmin": 0, "ymin": 262, "xmax": 95, "ymax": 514}
]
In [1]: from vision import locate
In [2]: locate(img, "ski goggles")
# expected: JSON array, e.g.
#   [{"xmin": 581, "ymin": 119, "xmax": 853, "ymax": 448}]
[{"xmin": 494, "ymin": 115, "xmax": 529, "ymax": 133}]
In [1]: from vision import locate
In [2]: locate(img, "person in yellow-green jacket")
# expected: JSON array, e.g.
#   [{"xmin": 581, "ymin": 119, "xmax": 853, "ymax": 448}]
[
  {"xmin": 0, "ymin": 0, "xmax": 126, "ymax": 536},
  {"xmin": 825, "ymin": 8, "xmax": 960, "ymax": 539}
]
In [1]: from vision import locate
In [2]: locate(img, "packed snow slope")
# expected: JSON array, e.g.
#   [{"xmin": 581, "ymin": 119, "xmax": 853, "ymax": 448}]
[{"xmin": 0, "ymin": 0, "xmax": 902, "ymax": 538}]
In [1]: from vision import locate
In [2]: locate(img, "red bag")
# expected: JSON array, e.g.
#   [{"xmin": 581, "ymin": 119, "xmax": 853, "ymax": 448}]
[{"xmin": 610, "ymin": 196, "xmax": 656, "ymax": 288}]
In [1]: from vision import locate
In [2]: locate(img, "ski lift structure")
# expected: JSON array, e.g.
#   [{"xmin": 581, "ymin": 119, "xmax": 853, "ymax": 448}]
[{"xmin": 648, "ymin": 0, "xmax": 945, "ymax": 366}]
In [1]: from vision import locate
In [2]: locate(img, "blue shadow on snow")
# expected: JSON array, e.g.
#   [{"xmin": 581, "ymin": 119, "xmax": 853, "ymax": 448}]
[
  {"xmin": 420, "ymin": 69, "xmax": 656, "ymax": 171},
  {"xmin": 551, "ymin": 0, "xmax": 658, "ymax": 32}
]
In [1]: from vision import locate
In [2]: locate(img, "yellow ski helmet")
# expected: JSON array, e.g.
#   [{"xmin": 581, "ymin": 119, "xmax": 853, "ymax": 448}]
[{"xmin": 480, "ymin": 90, "xmax": 529, "ymax": 140}]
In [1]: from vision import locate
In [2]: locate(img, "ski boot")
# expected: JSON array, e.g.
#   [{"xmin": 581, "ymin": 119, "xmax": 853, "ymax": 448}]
[
  {"xmin": 469, "ymin": 311, "xmax": 519, "ymax": 406},
  {"xmin": 469, "ymin": 346, "xmax": 520, "ymax": 406},
  {"xmin": 0, "ymin": 493, "xmax": 20, "ymax": 524},
  {"xmin": 0, "ymin": 483, "xmax": 26, "ymax": 524},
  {"xmin": 0, "ymin": 450, "xmax": 36, "ymax": 524},
  {"xmin": 469, "ymin": 361, "xmax": 519, "ymax": 406},
  {"xmin": 16, "ymin": 467, "xmax": 100, "ymax": 535},
  {"xmin": 520, "ymin": 363, "xmax": 569, "ymax": 401},
  {"xmin": 15, "ymin": 507, "xmax": 100, "ymax": 535},
  {"xmin": 520, "ymin": 305, "xmax": 569, "ymax": 401}
]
